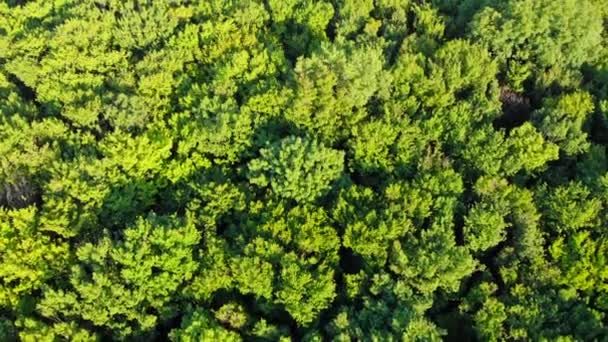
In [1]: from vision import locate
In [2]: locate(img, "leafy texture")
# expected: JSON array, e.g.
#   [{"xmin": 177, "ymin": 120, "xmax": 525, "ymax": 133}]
[{"xmin": 1, "ymin": 0, "xmax": 608, "ymax": 340}]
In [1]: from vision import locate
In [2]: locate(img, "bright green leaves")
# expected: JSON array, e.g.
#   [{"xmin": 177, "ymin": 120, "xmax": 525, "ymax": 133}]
[
  {"xmin": 260, "ymin": 204, "xmax": 340, "ymax": 262},
  {"xmin": 0, "ymin": 115, "xmax": 66, "ymax": 208},
  {"xmin": 30, "ymin": 125, "xmax": 174, "ymax": 235},
  {"xmin": 335, "ymin": 185, "xmax": 412, "ymax": 267},
  {"xmin": 332, "ymin": 0, "xmax": 376, "ymax": 38},
  {"xmin": 532, "ymin": 91, "xmax": 595, "ymax": 156},
  {"xmin": 469, "ymin": 0, "xmax": 604, "ymax": 90},
  {"xmin": 326, "ymin": 271, "xmax": 445, "ymax": 341},
  {"xmin": 392, "ymin": 39, "xmax": 499, "ymax": 119},
  {"xmin": 373, "ymin": 0, "xmax": 412, "ymax": 42},
  {"xmin": 169, "ymin": 304, "xmax": 292, "ymax": 341},
  {"xmin": 241, "ymin": 202, "xmax": 340, "ymax": 325},
  {"xmin": 464, "ymin": 177, "xmax": 512, "ymax": 253},
  {"xmin": 8, "ymin": 5, "xmax": 126, "ymax": 127},
  {"xmin": 191, "ymin": 200, "xmax": 341, "ymax": 327},
  {"xmin": 427, "ymin": 39, "xmax": 499, "ymax": 115},
  {"xmin": 390, "ymin": 40, "xmax": 502, "ymax": 171},
  {"xmin": 110, "ymin": 215, "xmax": 200, "ymax": 297},
  {"xmin": 100, "ymin": 127, "xmax": 173, "ymax": 179},
  {"xmin": 214, "ymin": 302, "xmax": 249, "ymax": 330},
  {"xmin": 37, "ymin": 157, "xmax": 109, "ymax": 238},
  {"xmin": 409, "ymin": 3, "xmax": 446, "ymax": 40},
  {"xmin": 37, "ymin": 214, "xmax": 200, "ymax": 338},
  {"xmin": 2, "ymin": 0, "xmax": 608, "ymax": 340},
  {"xmin": 549, "ymin": 232, "xmax": 608, "ymax": 296},
  {"xmin": 390, "ymin": 226, "xmax": 476, "ymax": 295},
  {"xmin": 169, "ymin": 107, "xmax": 251, "ymax": 168},
  {"xmin": 334, "ymin": 156, "xmax": 475, "ymax": 336},
  {"xmin": 338, "ymin": 157, "xmax": 472, "ymax": 286},
  {"xmin": 14, "ymin": 317, "xmax": 98, "ymax": 342},
  {"xmin": 538, "ymin": 180, "xmax": 608, "ymax": 311},
  {"xmin": 187, "ymin": 237, "xmax": 235, "ymax": 302},
  {"xmin": 464, "ymin": 282, "xmax": 507, "ymax": 342},
  {"xmin": 169, "ymin": 309, "xmax": 241, "ymax": 342},
  {"xmin": 170, "ymin": 308, "xmax": 241, "ymax": 342},
  {"xmin": 266, "ymin": 0, "xmax": 334, "ymax": 58},
  {"xmin": 460, "ymin": 122, "xmax": 559, "ymax": 177},
  {"xmin": 230, "ymin": 255, "xmax": 275, "ymax": 300},
  {"xmin": 169, "ymin": 3, "xmax": 287, "ymax": 167},
  {"xmin": 0, "ymin": 72, "xmax": 37, "ymax": 120},
  {"xmin": 287, "ymin": 41, "xmax": 385, "ymax": 143},
  {"xmin": 275, "ymin": 258, "xmax": 336, "ymax": 324},
  {"xmin": 386, "ymin": 162, "xmax": 475, "ymax": 296},
  {"xmin": 348, "ymin": 117, "xmax": 426, "ymax": 175},
  {"xmin": 502, "ymin": 123, "xmax": 559, "ymax": 175},
  {"xmin": 464, "ymin": 279, "xmax": 608, "ymax": 341},
  {"xmin": 0, "ymin": 207, "xmax": 69, "ymax": 309},
  {"xmin": 464, "ymin": 207, "xmax": 508, "ymax": 253},
  {"xmin": 459, "ymin": 177, "xmax": 598, "ymax": 341},
  {"xmin": 458, "ymin": 125, "xmax": 507, "ymax": 176},
  {"xmin": 110, "ymin": 0, "xmax": 193, "ymax": 50},
  {"xmin": 464, "ymin": 176, "xmax": 547, "ymax": 265},
  {"xmin": 538, "ymin": 182, "xmax": 602, "ymax": 234},
  {"xmin": 248, "ymin": 136, "xmax": 344, "ymax": 203},
  {"xmin": 0, "ymin": 116, "xmax": 66, "ymax": 179},
  {"xmin": 2, "ymin": 0, "xmax": 189, "ymax": 130}
]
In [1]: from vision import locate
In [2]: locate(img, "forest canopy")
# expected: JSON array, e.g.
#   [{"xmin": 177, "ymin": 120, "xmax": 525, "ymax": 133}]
[{"xmin": 1, "ymin": 0, "xmax": 608, "ymax": 340}]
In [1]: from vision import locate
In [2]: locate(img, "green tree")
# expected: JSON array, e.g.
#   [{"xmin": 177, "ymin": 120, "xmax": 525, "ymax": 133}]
[
  {"xmin": 248, "ymin": 136, "xmax": 344, "ymax": 203},
  {"xmin": 502, "ymin": 123, "xmax": 559, "ymax": 176},
  {"xmin": 0, "ymin": 207, "xmax": 69, "ymax": 309},
  {"xmin": 37, "ymin": 214, "xmax": 200, "ymax": 338},
  {"xmin": 538, "ymin": 181, "xmax": 602, "ymax": 234},
  {"xmin": 286, "ymin": 41, "xmax": 385, "ymax": 143},
  {"xmin": 1, "ymin": 0, "xmax": 608, "ymax": 340},
  {"xmin": 469, "ymin": 0, "xmax": 604, "ymax": 90},
  {"xmin": 170, "ymin": 308, "xmax": 241, "ymax": 342},
  {"xmin": 532, "ymin": 91, "xmax": 595, "ymax": 156}
]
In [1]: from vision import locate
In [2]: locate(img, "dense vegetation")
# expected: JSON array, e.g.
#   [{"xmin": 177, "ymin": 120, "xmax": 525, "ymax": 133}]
[{"xmin": 1, "ymin": 0, "xmax": 608, "ymax": 340}]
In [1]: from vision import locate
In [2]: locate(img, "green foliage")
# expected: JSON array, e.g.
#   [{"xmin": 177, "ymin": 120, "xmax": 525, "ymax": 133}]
[
  {"xmin": 335, "ymin": 184, "xmax": 412, "ymax": 267},
  {"xmin": 550, "ymin": 232, "xmax": 608, "ymax": 296},
  {"xmin": 37, "ymin": 214, "xmax": 200, "ymax": 338},
  {"xmin": 469, "ymin": 0, "xmax": 604, "ymax": 90},
  {"xmin": 502, "ymin": 123, "xmax": 560, "ymax": 175},
  {"xmin": 2, "ymin": 0, "xmax": 608, "ymax": 340},
  {"xmin": 538, "ymin": 181, "xmax": 603, "ymax": 234},
  {"xmin": 170, "ymin": 309, "xmax": 241, "ymax": 342},
  {"xmin": 326, "ymin": 271, "xmax": 445, "ymax": 341},
  {"xmin": 348, "ymin": 116, "xmax": 426, "ymax": 174},
  {"xmin": 275, "ymin": 258, "xmax": 336, "ymax": 324},
  {"xmin": 248, "ymin": 136, "xmax": 344, "ymax": 202},
  {"xmin": 0, "ymin": 207, "xmax": 69, "ymax": 308},
  {"xmin": 266, "ymin": 0, "xmax": 334, "ymax": 57},
  {"xmin": 464, "ymin": 206, "xmax": 508, "ymax": 253},
  {"xmin": 390, "ymin": 226, "xmax": 476, "ymax": 295},
  {"xmin": 287, "ymin": 41, "xmax": 385, "ymax": 143},
  {"xmin": 15, "ymin": 317, "xmax": 98, "ymax": 342},
  {"xmin": 532, "ymin": 91, "xmax": 595, "ymax": 156},
  {"xmin": 463, "ymin": 278, "xmax": 608, "ymax": 340}
]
